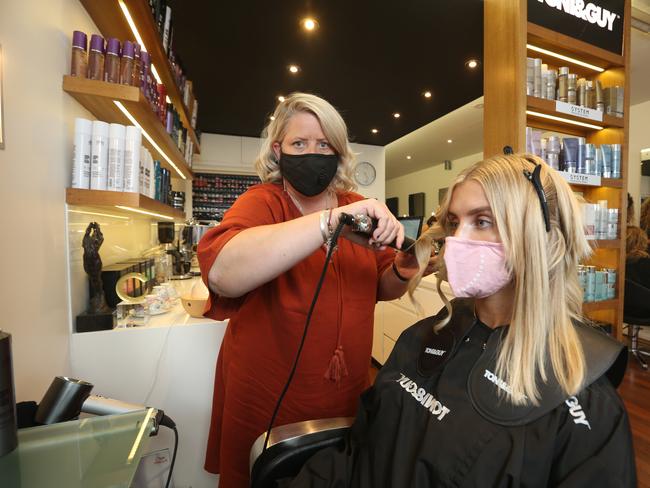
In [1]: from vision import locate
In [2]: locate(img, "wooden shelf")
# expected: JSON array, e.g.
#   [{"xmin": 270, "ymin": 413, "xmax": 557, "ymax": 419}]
[
  {"xmin": 79, "ymin": 0, "xmax": 201, "ymax": 153},
  {"xmin": 527, "ymin": 22, "xmax": 624, "ymax": 70},
  {"xmin": 583, "ymin": 298, "xmax": 619, "ymax": 313},
  {"xmin": 590, "ymin": 239, "xmax": 621, "ymax": 249},
  {"xmin": 63, "ymin": 76, "xmax": 192, "ymax": 180},
  {"xmin": 66, "ymin": 188, "xmax": 185, "ymax": 220},
  {"xmin": 527, "ymin": 96, "xmax": 624, "ymax": 133},
  {"xmin": 567, "ymin": 178, "xmax": 623, "ymax": 189}
]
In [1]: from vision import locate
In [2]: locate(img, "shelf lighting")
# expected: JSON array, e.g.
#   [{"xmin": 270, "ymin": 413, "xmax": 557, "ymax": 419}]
[
  {"xmin": 67, "ymin": 209, "xmax": 130, "ymax": 220},
  {"xmin": 526, "ymin": 44, "xmax": 605, "ymax": 72},
  {"xmin": 119, "ymin": 0, "xmax": 162, "ymax": 84},
  {"xmin": 115, "ymin": 205, "xmax": 175, "ymax": 220},
  {"xmin": 526, "ymin": 110, "xmax": 604, "ymax": 130},
  {"xmin": 114, "ymin": 101, "xmax": 187, "ymax": 180}
]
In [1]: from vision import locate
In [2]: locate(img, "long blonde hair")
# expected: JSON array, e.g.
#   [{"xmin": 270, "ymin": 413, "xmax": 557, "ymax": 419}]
[
  {"xmin": 412, "ymin": 154, "xmax": 592, "ymax": 405},
  {"xmin": 626, "ymin": 225, "xmax": 649, "ymax": 258},
  {"xmin": 255, "ymin": 92, "xmax": 357, "ymax": 193}
]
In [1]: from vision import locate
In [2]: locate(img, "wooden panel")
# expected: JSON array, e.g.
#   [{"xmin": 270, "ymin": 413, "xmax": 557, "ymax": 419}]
[
  {"xmin": 527, "ymin": 22, "xmax": 624, "ymax": 69},
  {"xmin": 66, "ymin": 188, "xmax": 185, "ymax": 220},
  {"xmin": 483, "ymin": 0, "xmax": 527, "ymax": 157},
  {"xmin": 63, "ymin": 76, "xmax": 192, "ymax": 180},
  {"xmin": 79, "ymin": 0, "xmax": 201, "ymax": 153},
  {"xmin": 583, "ymin": 298, "xmax": 619, "ymax": 313}
]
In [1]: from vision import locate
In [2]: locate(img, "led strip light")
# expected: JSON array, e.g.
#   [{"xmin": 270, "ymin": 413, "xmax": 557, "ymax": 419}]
[
  {"xmin": 68, "ymin": 209, "xmax": 130, "ymax": 220},
  {"xmin": 118, "ymin": 0, "xmax": 163, "ymax": 84},
  {"xmin": 527, "ymin": 44, "xmax": 605, "ymax": 73},
  {"xmin": 113, "ymin": 101, "xmax": 186, "ymax": 180},
  {"xmin": 115, "ymin": 205, "xmax": 175, "ymax": 220},
  {"xmin": 526, "ymin": 110, "xmax": 604, "ymax": 130}
]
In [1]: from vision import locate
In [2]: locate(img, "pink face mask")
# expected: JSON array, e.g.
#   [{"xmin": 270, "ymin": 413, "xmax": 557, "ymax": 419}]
[{"xmin": 443, "ymin": 236, "xmax": 512, "ymax": 298}]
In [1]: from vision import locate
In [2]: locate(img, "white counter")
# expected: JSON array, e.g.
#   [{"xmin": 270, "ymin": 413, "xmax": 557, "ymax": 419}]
[{"xmin": 70, "ymin": 295, "xmax": 225, "ymax": 488}]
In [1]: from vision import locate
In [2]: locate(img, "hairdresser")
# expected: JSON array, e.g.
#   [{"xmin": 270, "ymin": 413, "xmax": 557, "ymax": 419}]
[{"xmin": 198, "ymin": 92, "xmax": 436, "ymax": 487}]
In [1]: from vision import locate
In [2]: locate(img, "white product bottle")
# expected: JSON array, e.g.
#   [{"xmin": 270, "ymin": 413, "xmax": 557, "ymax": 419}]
[
  {"xmin": 71, "ymin": 117, "xmax": 93, "ymax": 189},
  {"xmin": 90, "ymin": 120, "xmax": 110, "ymax": 190},
  {"xmin": 139, "ymin": 147, "xmax": 147, "ymax": 195},
  {"xmin": 144, "ymin": 151, "xmax": 153, "ymax": 198},
  {"xmin": 107, "ymin": 123, "xmax": 126, "ymax": 191},
  {"xmin": 123, "ymin": 126, "xmax": 142, "ymax": 193}
]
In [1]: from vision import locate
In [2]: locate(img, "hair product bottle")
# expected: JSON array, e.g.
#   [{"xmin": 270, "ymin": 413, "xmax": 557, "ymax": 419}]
[
  {"xmin": 70, "ymin": 31, "xmax": 88, "ymax": 78},
  {"xmin": 71, "ymin": 118, "xmax": 93, "ymax": 189},
  {"xmin": 104, "ymin": 38, "xmax": 121, "ymax": 83},
  {"xmin": 123, "ymin": 126, "xmax": 143, "ymax": 193},
  {"xmin": 87, "ymin": 35, "xmax": 105, "ymax": 81},
  {"xmin": 90, "ymin": 121, "xmax": 110, "ymax": 190},
  {"xmin": 107, "ymin": 123, "xmax": 126, "ymax": 192}
]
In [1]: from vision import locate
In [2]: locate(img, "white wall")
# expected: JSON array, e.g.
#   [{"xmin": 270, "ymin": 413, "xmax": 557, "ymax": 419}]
[
  {"xmin": 0, "ymin": 0, "xmax": 99, "ymax": 402},
  {"xmin": 192, "ymin": 133, "xmax": 386, "ymax": 200},
  {"xmin": 627, "ymin": 99, "xmax": 650, "ymax": 223},
  {"xmin": 385, "ymin": 152, "xmax": 483, "ymax": 216}
]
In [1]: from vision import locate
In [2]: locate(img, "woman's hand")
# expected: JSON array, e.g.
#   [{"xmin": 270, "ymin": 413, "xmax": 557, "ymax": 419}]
[
  {"xmin": 394, "ymin": 249, "xmax": 438, "ymax": 280},
  {"xmin": 331, "ymin": 199, "xmax": 404, "ymax": 250}
]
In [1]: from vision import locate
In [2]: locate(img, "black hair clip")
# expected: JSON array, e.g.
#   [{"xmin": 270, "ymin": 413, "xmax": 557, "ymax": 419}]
[{"xmin": 523, "ymin": 164, "xmax": 551, "ymax": 232}]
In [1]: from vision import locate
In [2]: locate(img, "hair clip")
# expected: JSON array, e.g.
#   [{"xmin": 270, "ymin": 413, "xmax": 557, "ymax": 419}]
[{"xmin": 523, "ymin": 164, "xmax": 551, "ymax": 232}]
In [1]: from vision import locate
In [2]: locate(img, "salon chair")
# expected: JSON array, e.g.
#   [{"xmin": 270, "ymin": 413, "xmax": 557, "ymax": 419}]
[
  {"xmin": 623, "ymin": 278, "xmax": 650, "ymax": 370},
  {"xmin": 249, "ymin": 417, "xmax": 353, "ymax": 488}
]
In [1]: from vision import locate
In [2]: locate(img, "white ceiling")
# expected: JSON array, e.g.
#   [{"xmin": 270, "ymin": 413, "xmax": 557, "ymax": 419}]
[{"xmin": 385, "ymin": 97, "xmax": 484, "ymax": 179}]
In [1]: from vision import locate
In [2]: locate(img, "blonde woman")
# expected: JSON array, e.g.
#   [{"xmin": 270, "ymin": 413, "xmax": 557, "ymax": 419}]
[
  {"xmin": 290, "ymin": 155, "xmax": 635, "ymax": 487},
  {"xmin": 198, "ymin": 93, "xmax": 434, "ymax": 487}
]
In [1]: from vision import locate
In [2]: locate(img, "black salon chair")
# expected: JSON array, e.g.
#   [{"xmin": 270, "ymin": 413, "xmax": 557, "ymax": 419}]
[
  {"xmin": 249, "ymin": 417, "xmax": 353, "ymax": 488},
  {"xmin": 623, "ymin": 279, "xmax": 650, "ymax": 370}
]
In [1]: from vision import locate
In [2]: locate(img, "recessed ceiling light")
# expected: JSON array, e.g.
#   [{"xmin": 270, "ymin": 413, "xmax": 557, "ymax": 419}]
[
  {"xmin": 371, "ymin": 128, "xmax": 378, "ymax": 134},
  {"xmin": 289, "ymin": 65, "xmax": 300, "ymax": 74},
  {"xmin": 302, "ymin": 18, "xmax": 317, "ymax": 31},
  {"xmin": 406, "ymin": 155, "xmax": 412, "ymax": 160},
  {"xmin": 465, "ymin": 59, "xmax": 479, "ymax": 69},
  {"xmin": 423, "ymin": 91, "xmax": 432, "ymax": 98},
  {"xmin": 270, "ymin": 115, "xmax": 275, "ymax": 121},
  {"xmin": 393, "ymin": 112, "xmax": 400, "ymax": 118},
  {"xmin": 447, "ymin": 139, "xmax": 453, "ymax": 143},
  {"xmin": 277, "ymin": 95, "xmax": 285, "ymax": 102}
]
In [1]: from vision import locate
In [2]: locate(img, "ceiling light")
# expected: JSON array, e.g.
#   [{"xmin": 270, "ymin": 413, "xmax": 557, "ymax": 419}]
[
  {"xmin": 393, "ymin": 113, "xmax": 400, "ymax": 118},
  {"xmin": 423, "ymin": 91, "xmax": 432, "ymax": 98},
  {"xmin": 371, "ymin": 128, "xmax": 378, "ymax": 134},
  {"xmin": 526, "ymin": 110, "xmax": 604, "ymax": 130},
  {"xmin": 526, "ymin": 44, "xmax": 605, "ymax": 72},
  {"xmin": 406, "ymin": 155, "xmax": 412, "ymax": 160},
  {"xmin": 302, "ymin": 18, "xmax": 317, "ymax": 31},
  {"xmin": 115, "ymin": 206, "xmax": 175, "ymax": 220},
  {"xmin": 289, "ymin": 65, "xmax": 300, "ymax": 74},
  {"xmin": 114, "ymin": 101, "xmax": 187, "ymax": 180},
  {"xmin": 465, "ymin": 59, "xmax": 479, "ymax": 69},
  {"xmin": 447, "ymin": 139, "xmax": 453, "ymax": 143},
  {"xmin": 270, "ymin": 115, "xmax": 276, "ymax": 121},
  {"xmin": 277, "ymin": 95, "xmax": 285, "ymax": 102}
]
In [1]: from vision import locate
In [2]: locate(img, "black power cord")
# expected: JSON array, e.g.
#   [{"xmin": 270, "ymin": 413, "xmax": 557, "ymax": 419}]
[
  {"xmin": 262, "ymin": 218, "xmax": 348, "ymax": 451},
  {"xmin": 158, "ymin": 413, "xmax": 178, "ymax": 488}
]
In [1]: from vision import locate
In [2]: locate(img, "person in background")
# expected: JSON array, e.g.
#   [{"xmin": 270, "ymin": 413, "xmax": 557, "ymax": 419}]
[
  {"xmin": 198, "ymin": 92, "xmax": 436, "ymax": 487},
  {"xmin": 626, "ymin": 225, "xmax": 650, "ymax": 290},
  {"xmin": 289, "ymin": 154, "xmax": 635, "ymax": 487},
  {"xmin": 640, "ymin": 197, "xmax": 650, "ymax": 243}
]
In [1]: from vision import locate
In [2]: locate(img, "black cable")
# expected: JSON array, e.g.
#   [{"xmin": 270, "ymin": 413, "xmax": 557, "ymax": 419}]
[
  {"xmin": 159, "ymin": 414, "xmax": 178, "ymax": 488},
  {"xmin": 262, "ymin": 219, "xmax": 347, "ymax": 451}
]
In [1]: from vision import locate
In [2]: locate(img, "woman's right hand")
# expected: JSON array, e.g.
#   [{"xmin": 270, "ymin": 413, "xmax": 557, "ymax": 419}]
[{"xmin": 331, "ymin": 199, "xmax": 404, "ymax": 250}]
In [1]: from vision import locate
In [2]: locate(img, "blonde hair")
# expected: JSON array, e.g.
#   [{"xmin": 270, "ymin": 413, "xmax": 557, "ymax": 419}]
[
  {"xmin": 254, "ymin": 92, "xmax": 357, "ymax": 193},
  {"xmin": 412, "ymin": 154, "xmax": 592, "ymax": 405},
  {"xmin": 626, "ymin": 225, "xmax": 649, "ymax": 258}
]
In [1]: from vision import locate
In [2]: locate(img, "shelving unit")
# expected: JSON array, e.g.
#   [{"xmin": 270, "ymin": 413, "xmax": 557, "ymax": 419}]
[
  {"xmin": 63, "ymin": 76, "xmax": 192, "ymax": 180},
  {"xmin": 66, "ymin": 188, "xmax": 185, "ymax": 220},
  {"xmin": 192, "ymin": 173, "xmax": 260, "ymax": 221},
  {"xmin": 79, "ymin": 0, "xmax": 201, "ymax": 153},
  {"xmin": 484, "ymin": 0, "xmax": 630, "ymax": 340}
]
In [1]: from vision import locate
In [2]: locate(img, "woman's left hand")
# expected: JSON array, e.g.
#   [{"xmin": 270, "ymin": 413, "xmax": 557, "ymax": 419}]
[{"xmin": 394, "ymin": 249, "xmax": 438, "ymax": 280}]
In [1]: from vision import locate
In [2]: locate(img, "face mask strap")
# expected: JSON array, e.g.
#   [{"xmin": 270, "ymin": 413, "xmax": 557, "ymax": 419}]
[{"xmin": 523, "ymin": 163, "xmax": 551, "ymax": 233}]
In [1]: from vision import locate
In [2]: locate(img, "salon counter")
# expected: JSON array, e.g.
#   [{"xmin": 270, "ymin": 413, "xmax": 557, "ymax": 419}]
[{"xmin": 70, "ymin": 286, "xmax": 224, "ymax": 488}]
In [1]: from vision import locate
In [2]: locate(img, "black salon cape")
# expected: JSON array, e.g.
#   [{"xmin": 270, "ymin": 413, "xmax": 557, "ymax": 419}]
[{"xmin": 290, "ymin": 302, "xmax": 636, "ymax": 488}]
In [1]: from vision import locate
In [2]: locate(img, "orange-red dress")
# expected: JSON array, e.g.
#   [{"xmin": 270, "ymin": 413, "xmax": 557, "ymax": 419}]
[{"xmin": 198, "ymin": 182, "xmax": 395, "ymax": 487}]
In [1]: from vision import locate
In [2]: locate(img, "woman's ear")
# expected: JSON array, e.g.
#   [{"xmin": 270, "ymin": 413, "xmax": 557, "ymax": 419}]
[{"xmin": 271, "ymin": 142, "xmax": 281, "ymax": 162}]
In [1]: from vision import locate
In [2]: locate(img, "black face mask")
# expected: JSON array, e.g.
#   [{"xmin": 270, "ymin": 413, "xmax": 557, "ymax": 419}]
[{"xmin": 278, "ymin": 152, "xmax": 339, "ymax": 197}]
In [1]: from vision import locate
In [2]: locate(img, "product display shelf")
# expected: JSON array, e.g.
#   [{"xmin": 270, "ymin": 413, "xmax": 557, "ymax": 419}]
[
  {"xmin": 485, "ymin": 0, "xmax": 631, "ymax": 340},
  {"xmin": 526, "ymin": 96, "xmax": 624, "ymax": 131},
  {"xmin": 66, "ymin": 188, "xmax": 185, "ymax": 220},
  {"xmin": 63, "ymin": 76, "xmax": 192, "ymax": 180},
  {"xmin": 79, "ymin": 0, "xmax": 201, "ymax": 153}
]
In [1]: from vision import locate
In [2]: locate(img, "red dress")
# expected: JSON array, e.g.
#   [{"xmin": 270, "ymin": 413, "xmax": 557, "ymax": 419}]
[{"xmin": 198, "ymin": 183, "xmax": 394, "ymax": 487}]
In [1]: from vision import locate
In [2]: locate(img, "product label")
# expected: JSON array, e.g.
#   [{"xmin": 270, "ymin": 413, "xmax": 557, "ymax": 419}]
[
  {"xmin": 559, "ymin": 171, "xmax": 602, "ymax": 186},
  {"xmin": 555, "ymin": 101, "xmax": 604, "ymax": 122}
]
